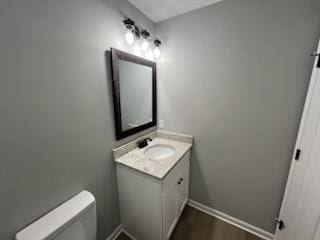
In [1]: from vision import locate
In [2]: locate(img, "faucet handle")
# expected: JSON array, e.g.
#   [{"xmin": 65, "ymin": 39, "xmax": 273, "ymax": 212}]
[{"xmin": 137, "ymin": 138, "xmax": 152, "ymax": 149}]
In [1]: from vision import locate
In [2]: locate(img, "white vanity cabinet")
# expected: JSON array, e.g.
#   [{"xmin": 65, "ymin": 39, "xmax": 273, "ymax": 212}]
[
  {"xmin": 116, "ymin": 150, "xmax": 190, "ymax": 240},
  {"xmin": 162, "ymin": 161, "xmax": 189, "ymax": 239}
]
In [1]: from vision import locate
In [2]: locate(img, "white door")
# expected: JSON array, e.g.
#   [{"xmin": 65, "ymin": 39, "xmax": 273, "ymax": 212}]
[
  {"xmin": 177, "ymin": 162, "xmax": 190, "ymax": 217},
  {"xmin": 162, "ymin": 179, "xmax": 178, "ymax": 240},
  {"xmin": 276, "ymin": 41, "xmax": 320, "ymax": 240}
]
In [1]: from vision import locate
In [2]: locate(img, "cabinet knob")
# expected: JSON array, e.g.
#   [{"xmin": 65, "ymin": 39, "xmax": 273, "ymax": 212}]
[{"xmin": 180, "ymin": 178, "xmax": 183, "ymax": 182}]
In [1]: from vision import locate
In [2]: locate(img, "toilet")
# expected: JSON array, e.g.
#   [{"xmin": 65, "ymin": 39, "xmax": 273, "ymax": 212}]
[{"xmin": 15, "ymin": 190, "xmax": 96, "ymax": 240}]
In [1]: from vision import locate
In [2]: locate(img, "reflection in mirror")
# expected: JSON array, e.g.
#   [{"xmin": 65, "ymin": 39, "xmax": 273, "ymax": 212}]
[
  {"xmin": 111, "ymin": 48, "xmax": 157, "ymax": 140},
  {"xmin": 119, "ymin": 60, "xmax": 153, "ymax": 131}
]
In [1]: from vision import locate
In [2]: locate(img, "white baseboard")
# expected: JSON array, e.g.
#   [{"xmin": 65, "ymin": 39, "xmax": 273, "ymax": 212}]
[
  {"xmin": 187, "ymin": 199, "xmax": 275, "ymax": 240},
  {"xmin": 122, "ymin": 229, "xmax": 137, "ymax": 240},
  {"xmin": 106, "ymin": 224, "xmax": 123, "ymax": 240}
]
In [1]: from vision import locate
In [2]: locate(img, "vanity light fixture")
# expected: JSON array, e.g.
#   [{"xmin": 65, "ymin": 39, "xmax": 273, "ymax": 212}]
[
  {"xmin": 123, "ymin": 18, "xmax": 135, "ymax": 45},
  {"xmin": 123, "ymin": 18, "xmax": 162, "ymax": 59},
  {"xmin": 140, "ymin": 30, "xmax": 150, "ymax": 52},
  {"xmin": 153, "ymin": 39, "xmax": 161, "ymax": 59}
]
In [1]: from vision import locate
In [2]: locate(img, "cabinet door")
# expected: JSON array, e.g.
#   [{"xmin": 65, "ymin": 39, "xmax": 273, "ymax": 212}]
[
  {"xmin": 162, "ymin": 180, "xmax": 178, "ymax": 240},
  {"xmin": 177, "ymin": 162, "xmax": 190, "ymax": 217}
]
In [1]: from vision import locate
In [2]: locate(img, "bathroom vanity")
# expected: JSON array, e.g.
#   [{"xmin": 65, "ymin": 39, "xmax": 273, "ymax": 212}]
[
  {"xmin": 113, "ymin": 131, "xmax": 192, "ymax": 240},
  {"xmin": 110, "ymin": 49, "xmax": 192, "ymax": 239}
]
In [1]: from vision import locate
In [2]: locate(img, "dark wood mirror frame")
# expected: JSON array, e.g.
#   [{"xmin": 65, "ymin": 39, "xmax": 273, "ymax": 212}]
[{"xmin": 110, "ymin": 48, "xmax": 157, "ymax": 140}]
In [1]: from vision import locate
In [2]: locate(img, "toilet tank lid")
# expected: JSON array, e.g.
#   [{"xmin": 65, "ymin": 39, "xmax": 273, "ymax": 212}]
[{"xmin": 15, "ymin": 190, "xmax": 96, "ymax": 240}]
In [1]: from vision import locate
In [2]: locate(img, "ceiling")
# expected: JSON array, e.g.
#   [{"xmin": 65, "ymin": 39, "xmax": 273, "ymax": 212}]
[{"xmin": 128, "ymin": 0, "xmax": 223, "ymax": 23}]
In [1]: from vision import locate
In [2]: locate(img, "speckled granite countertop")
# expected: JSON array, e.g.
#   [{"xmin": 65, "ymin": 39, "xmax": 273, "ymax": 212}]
[{"xmin": 113, "ymin": 131, "xmax": 193, "ymax": 179}]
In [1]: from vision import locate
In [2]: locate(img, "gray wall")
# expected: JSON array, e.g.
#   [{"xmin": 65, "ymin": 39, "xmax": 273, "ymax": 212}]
[
  {"xmin": 156, "ymin": 0, "xmax": 320, "ymax": 233},
  {"xmin": 0, "ymin": 0, "xmax": 154, "ymax": 239}
]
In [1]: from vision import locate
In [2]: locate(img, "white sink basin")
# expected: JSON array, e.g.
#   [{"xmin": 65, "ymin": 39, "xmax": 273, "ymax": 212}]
[{"xmin": 144, "ymin": 144, "xmax": 175, "ymax": 160}]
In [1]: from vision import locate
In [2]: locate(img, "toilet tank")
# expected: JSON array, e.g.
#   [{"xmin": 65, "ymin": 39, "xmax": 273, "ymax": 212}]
[{"xmin": 15, "ymin": 190, "xmax": 96, "ymax": 240}]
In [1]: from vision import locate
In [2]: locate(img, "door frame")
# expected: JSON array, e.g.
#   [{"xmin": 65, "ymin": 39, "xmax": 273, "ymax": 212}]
[{"xmin": 275, "ymin": 40, "xmax": 320, "ymax": 239}]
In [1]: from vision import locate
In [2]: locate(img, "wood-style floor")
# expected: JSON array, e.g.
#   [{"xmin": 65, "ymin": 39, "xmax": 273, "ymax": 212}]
[{"xmin": 116, "ymin": 205, "xmax": 263, "ymax": 240}]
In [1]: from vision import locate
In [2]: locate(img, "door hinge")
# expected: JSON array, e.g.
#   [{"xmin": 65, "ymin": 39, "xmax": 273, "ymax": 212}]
[
  {"xmin": 276, "ymin": 218, "xmax": 285, "ymax": 230},
  {"xmin": 295, "ymin": 149, "xmax": 301, "ymax": 161},
  {"xmin": 311, "ymin": 52, "xmax": 320, "ymax": 68}
]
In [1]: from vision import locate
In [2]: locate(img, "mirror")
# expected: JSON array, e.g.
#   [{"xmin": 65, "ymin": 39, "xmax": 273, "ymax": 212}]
[{"xmin": 111, "ymin": 48, "xmax": 157, "ymax": 140}]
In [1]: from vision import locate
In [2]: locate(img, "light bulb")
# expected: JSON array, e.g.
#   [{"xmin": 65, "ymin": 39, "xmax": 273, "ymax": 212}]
[
  {"xmin": 133, "ymin": 43, "xmax": 142, "ymax": 56},
  {"xmin": 125, "ymin": 29, "xmax": 134, "ymax": 45},
  {"xmin": 153, "ymin": 47, "xmax": 161, "ymax": 59},
  {"xmin": 141, "ymin": 39, "xmax": 149, "ymax": 52},
  {"xmin": 146, "ymin": 50, "xmax": 154, "ymax": 60}
]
